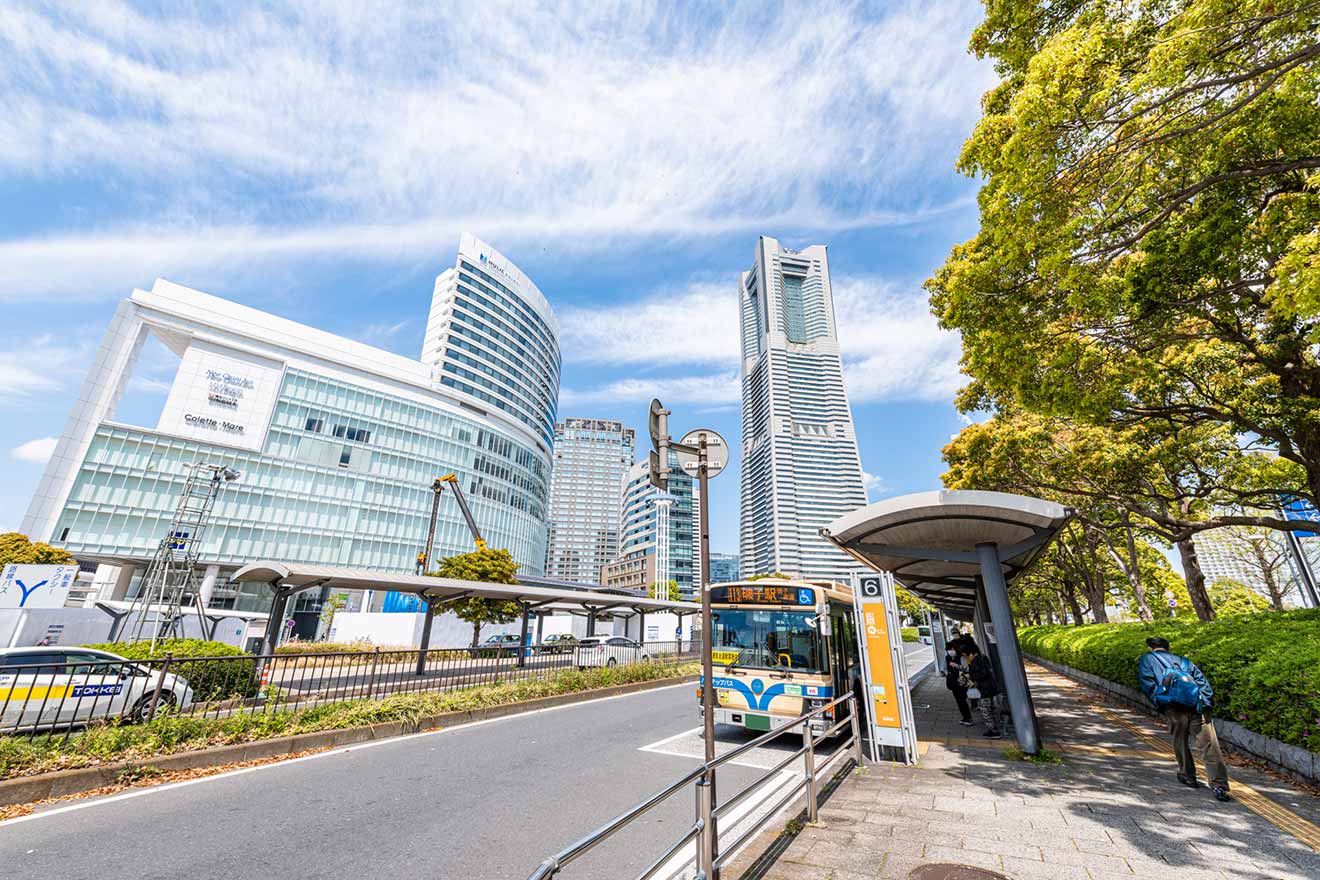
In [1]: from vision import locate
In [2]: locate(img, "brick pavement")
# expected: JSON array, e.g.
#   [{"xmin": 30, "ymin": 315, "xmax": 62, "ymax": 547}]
[{"xmin": 734, "ymin": 664, "xmax": 1320, "ymax": 880}]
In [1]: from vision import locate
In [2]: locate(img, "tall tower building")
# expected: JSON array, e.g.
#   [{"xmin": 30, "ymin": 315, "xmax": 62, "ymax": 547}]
[
  {"xmin": 544, "ymin": 418, "xmax": 636, "ymax": 583},
  {"xmin": 738, "ymin": 236, "xmax": 867, "ymax": 580}
]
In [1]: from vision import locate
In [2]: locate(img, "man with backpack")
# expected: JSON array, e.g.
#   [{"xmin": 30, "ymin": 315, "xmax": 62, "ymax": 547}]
[{"xmin": 1137, "ymin": 636, "xmax": 1230, "ymax": 802}]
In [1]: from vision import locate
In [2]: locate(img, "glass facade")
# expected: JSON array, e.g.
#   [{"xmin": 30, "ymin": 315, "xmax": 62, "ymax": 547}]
[
  {"xmin": 51, "ymin": 367, "xmax": 551, "ymax": 579},
  {"xmin": 544, "ymin": 418, "xmax": 635, "ymax": 584},
  {"xmin": 613, "ymin": 454, "xmax": 696, "ymax": 596}
]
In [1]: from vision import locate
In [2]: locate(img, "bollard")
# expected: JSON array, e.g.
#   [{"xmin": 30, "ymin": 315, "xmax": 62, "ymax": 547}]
[
  {"xmin": 804, "ymin": 719, "xmax": 819, "ymax": 825},
  {"xmin": 147, "ymin": 653, "xmax": 173, "ymax": 722}
]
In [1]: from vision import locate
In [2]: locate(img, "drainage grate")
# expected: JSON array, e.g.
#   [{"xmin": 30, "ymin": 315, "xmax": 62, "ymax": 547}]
[{"xmin": 908, "ymin": 864, "xmax": 1011, "ymax": 880}]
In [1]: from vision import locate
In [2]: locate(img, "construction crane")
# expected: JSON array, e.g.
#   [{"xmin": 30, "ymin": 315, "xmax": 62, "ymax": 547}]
[{"xmin": 420, "ymin": 474, "xmax": 487, "ymax": 573}]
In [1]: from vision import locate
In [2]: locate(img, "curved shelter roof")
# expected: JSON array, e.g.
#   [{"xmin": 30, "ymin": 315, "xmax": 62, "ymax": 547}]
[
  {"xmin": 232, "ymin": 561, "xmax": 699, "ymax": 615},
  {"xmin": 820, "ymin": 490, "xmax": 1071, "ymax": 619}
]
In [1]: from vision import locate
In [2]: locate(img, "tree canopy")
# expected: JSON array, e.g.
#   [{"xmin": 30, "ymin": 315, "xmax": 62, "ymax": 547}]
[
  {"xmin": 649, "ymin": 580, "xmax": 681, "ymax": 601},
  {"xmin": 430, "ymin": 547, "xmax": 521, "ymax": 647},
  {"xmin": 929, "ymin": 0, "xmax": 1320, "ymax": 501},
  {"xmin": 0, "ymin": 532, "xmax": 74, "ymax": 566}
]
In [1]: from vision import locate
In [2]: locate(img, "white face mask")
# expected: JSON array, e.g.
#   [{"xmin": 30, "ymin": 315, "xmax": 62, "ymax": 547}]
[{"xmin": 946, "ymin": 650, "xmax": 957, "ymax": 657}]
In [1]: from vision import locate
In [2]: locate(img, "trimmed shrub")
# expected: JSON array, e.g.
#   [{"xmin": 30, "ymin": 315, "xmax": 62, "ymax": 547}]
[
  {"xmin": 84, "ymin": 639, "xmax": 258, "ymax": 701},
  {"xmin": 900, "ymin": 627, "xmax": 920, "ymax": 642},
  {"xmin": 1019, "ymin": 609, "xmax": 1320, "ymax": 752}
]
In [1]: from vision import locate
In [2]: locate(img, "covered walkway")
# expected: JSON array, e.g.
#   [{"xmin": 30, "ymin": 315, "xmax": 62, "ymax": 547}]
[{"xmin": 233, "ymin": 561, "xmax": 699, "ymax": 666}]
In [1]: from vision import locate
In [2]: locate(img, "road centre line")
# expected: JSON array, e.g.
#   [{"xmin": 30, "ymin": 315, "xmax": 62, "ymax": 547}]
[{"xmin": 0, "ymin": 680, "xmax": 693, "ymax": 829}]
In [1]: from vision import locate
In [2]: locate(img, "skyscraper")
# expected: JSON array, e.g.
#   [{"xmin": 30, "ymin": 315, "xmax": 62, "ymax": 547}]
[
  {"xmin": 544, "ymin": 418, "xmax": 636, "ymax": 583},
  {"xmin": 600, "ymin": 454, "xmax": 698, "ymax": 596},
  {"xmin": 709, "ymin": 552, "xmax": 740, "ymax": 584},
  {"xmin": 738, "ymin": 236, "xmax": 868, "ymax": 581}
]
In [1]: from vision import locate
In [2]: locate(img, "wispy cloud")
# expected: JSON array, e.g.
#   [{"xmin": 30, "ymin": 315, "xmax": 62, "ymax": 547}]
[
  {"xmin": 11, "ymin": 437, "xmax": 57, "ymax": 464},
  {"xmin": 0, "ymin": 0, "xmax": 992, "ymax": 297},
  {"xmin": 862, "ymin": 471, "xmax": 890, "ymax": 497},
  {"xmin": 559, "ymin": 273, "xmax": 962, "ymax": 405},
  {"xmin": 0, "ymin": 337, "xmax": 89, "ymax": 404},
  {"xmin": 559, "ymin": 372, "xmax": 740, "ymax": 408}
]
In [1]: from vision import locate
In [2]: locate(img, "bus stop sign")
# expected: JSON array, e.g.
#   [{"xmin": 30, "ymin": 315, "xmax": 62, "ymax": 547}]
[{"xmin": 851, "ymin": 571, "xmax": 919, "ymax": 765}]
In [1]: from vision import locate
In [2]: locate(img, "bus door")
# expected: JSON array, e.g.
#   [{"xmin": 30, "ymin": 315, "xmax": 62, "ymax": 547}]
[{"xmin": 831, "ymin": 609, "xmax": 861, "ymax": 717}]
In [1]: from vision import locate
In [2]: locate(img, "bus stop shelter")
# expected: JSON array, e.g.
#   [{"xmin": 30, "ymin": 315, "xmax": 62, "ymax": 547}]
[
  {"xmin": 232, "ymin": 561, "xmax": 699, "ymax": 670},
  {"xmin": 820, "ymin": 490, "xmax": 1071, "ymax": 754}
]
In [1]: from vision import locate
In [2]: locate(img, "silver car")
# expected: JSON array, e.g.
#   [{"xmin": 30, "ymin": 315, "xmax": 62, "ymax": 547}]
[
  {"xmin": 0, "ymin": 647, "xmax": 195, "ymax": 732},
  {"xmin": 576, "ymin": 636, "xmax": 650, "ymax": 669}
]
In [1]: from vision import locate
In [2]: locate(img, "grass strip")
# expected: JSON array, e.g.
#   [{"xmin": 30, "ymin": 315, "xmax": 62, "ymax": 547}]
[{"xmin": 1, "ymin": 660, "xmax": 698, "ymax": 780}]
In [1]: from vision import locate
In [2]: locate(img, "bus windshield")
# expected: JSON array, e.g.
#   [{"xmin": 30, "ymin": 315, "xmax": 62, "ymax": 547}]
[{"xmin": 711, "ymin": 609, "xmax": 826, "ymax": 674}]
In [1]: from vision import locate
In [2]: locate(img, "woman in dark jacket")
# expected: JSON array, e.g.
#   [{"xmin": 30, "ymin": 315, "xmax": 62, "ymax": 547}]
[
  {"xmin": 944, "ymin": 638, "xmax": 974, "ymax": 726},
  {"xmin": 961, "ymin": 642, "xmax": 1002, "ymax": 739}
]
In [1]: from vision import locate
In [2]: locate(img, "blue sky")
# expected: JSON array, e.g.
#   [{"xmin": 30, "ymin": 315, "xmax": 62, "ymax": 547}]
[{"xmin": 0, "ymin": 1, "xmax": 994, "ymax": 557}]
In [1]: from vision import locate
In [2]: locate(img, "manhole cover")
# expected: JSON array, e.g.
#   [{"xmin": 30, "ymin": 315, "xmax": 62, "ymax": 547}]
[{"xmin": 908, "ymin": 865, "xmax": 1011, "ymax": 880}]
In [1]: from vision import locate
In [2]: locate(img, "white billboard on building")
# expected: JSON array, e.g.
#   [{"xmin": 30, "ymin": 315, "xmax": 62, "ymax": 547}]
[{"xmin": 156, "ymin": 340, "xmax": 284, "ymax": 452}]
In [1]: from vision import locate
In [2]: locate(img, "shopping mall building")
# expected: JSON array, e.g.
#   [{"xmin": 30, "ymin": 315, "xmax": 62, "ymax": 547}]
[{"xmin": 20, "ymin": 234, "xmax": 561, "ymax": 624}]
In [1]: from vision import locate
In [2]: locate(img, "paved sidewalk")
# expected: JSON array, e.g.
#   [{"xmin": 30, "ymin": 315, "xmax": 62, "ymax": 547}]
[{"xmin": 738, "ymin": 664, "xmax": 1320, "ymax": 880}]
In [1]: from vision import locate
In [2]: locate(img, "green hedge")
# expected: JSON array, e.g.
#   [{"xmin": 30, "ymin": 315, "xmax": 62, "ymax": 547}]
[
  {"xmin": 83, "ymin": 639, "xmax": 259, "ymax": 702},
  {"xmin": 1019, "ymin": 609, "xmax": 1320, "ymax": 752},
  {"xmin": 900, "ymin": 627, "xmax": 920, "ymax": 642}
]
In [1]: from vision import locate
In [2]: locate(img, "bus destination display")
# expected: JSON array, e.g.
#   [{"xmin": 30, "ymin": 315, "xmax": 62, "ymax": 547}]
[{"xmin": 709, "ymin": 585, "xmax": 813, "ymax": 606}]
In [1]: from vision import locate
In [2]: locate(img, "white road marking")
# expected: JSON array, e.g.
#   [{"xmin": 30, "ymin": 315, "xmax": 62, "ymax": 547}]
[{"xmin": 0, "ymin": 680, "xmax": 694, "ymax": 829}]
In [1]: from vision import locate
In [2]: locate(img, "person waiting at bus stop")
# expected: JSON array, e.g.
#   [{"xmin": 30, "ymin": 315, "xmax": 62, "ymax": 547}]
[
  {"xmin": 959, "ymin": 640, "xmax": 1002, "ymax": 739},
  {"xmin": 944, "ymin": 637, "xmax": 974, "ymax": 727}
]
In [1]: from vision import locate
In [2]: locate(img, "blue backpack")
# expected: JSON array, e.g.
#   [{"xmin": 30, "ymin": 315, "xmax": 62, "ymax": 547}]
[{"xmin": 1151, "ymin": 653, "xmax": 1202, "ymax": 712}]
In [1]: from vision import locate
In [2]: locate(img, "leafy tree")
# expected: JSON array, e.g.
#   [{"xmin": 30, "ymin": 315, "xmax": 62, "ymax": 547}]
[
  {"xmin": 431, "ymin": 548, "xmax": 521, "ymax": 647},
  {"xmin": 929, "ymin": 1, "xmax": 1320, "ymax": 508},
  {"xmin": 319, "ymin": 593, "xmax": 347, "ymax": 633},
  {"xmin": 0, "ymin": 532, "xmax": 74, "ymax": 565},
  {"xmin": 895, "ymin": 586, "xmax": 928, "ymax": 622},
  {"xmin": 649, "ymin": 580, "xmax": 681, "ymax": 601},
  {"xmin": 1209, "ymin": 578, "xmax": 1274, "ymax": 616},
  {"xmin": 1207, "ymin": 526, "xmax": 1297, "ymax": 610},
  {"xmin": 745, "ymin": 572, "xmax": 792, "ymax": 581}
]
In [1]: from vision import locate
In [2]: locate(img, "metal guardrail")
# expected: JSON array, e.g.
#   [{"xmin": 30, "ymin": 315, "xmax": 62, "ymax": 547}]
[
  {"xmin": 0, "ymin": 639, "xmax": 701, "ymax": 738},
  {"xmin": 527, "ymin": 692, "xmax": 863, "ymax": 880}
]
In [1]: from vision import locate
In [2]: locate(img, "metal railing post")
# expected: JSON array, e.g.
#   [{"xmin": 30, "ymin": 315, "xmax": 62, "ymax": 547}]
[
  {"xmin": 696, "ymin": 769, "xmax": 716, "ymax": 880},
  {"xmin": 147, "ymin": 653, "xmax": 173, "ymax": 722},
  {"xmin": 367, "ymin": 646, "xmax": 381, "ymax": 699},
  {"xmin": 849, "ymin": 694, "xmax": 865, "ymax": 767},
  {"xmin": 803, "ymin": 720, "xmax": 819, "ymax": 826}
]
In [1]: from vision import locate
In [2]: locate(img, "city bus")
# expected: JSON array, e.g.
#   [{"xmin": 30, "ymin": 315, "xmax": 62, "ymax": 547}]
[{"xmin": 699, "ymin": 580, "xmax": 861, "ymax": 736}]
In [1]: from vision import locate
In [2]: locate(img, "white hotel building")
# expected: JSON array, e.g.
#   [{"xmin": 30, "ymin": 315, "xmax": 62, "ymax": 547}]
[
  {"xmin": 21, "ymin": 234, "xmax": 560, "ymax": 619},
  {"xmin": 738, "ymin": 236, "xmax": 867, "ymax": 581}
]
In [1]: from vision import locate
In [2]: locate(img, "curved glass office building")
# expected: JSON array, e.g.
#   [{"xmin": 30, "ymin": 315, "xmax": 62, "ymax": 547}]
[{"xmin": 21, "ymin": 235, "xmax": 560, "ymax": 610}]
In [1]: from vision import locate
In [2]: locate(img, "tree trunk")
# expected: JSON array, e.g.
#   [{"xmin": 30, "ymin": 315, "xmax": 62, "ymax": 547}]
[
  {"xmin": 1261, "ymin": 564, "xmax": 1285, "ymax": 611},
  {"xmin": 1061, "ymin": 579, "xmax": 1085, "ymax": 625},
  {"xmin": 471, "ymin": 622, "xmax": 482, "ymax": 647},
  {"xmin": 1122, "ymin": 520, "xmax": 1153, "ymax": 621},
  {"xmin": 1176, "ymin": 536, "xmax": 1216, "ymax": 621}
]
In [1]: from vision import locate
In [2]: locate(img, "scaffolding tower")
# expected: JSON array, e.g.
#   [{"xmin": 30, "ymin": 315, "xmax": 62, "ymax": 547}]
[{"xmin": 126, "ymin": 463, "xmax": 240, "ymax": 647}]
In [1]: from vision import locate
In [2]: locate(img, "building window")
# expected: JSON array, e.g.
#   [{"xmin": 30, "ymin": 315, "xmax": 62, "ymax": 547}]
[
  {"xmin": 338, "ymin": 447, "xmax": 352, "ymax": 468},
  {"xmin": 305, "ymin": 417, "xmax": 324, "ymax": 433}
]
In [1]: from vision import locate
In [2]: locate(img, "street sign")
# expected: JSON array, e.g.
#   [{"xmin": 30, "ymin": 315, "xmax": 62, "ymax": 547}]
[
  {"xmin": 648, "ymin": 398, "xmax": 667, "ymax": 449},
  {"xmin": 674, "ymin": 428, "xmax": 728, "ymax": 478},
  {"xmin": 0, "ymin": 565, "xmax": 78, "ymax": 610},
  {"xmin": 851, "ymin": 571, "xmax": 918, "ymax": 764}
]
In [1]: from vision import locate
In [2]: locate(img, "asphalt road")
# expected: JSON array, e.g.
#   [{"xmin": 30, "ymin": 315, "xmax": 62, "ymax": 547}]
[{"xmin": 0, "ymin": 642, "xmax": 935, "ymax": 880}]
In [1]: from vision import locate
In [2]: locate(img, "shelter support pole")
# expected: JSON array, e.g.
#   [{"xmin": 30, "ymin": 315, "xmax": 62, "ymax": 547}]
[
  {"xmin": 517, "ymin": 603, "xmax": 531, "ymax": 668},
  {"xmin": 638, "ymin": 610, "xmax": 646, "ymax": 645},
  {"xmin": 976, "ymin": 542, "xmax": 1039, "ymax": 755},
  {"xmin": 586, "ymin": 606, "xmax": 597, "ymax": 637},
  {"xmin": 263, "ymin": 585, "xmax": 291, "ymax": 655},
  {"xmin": 417, "ymin": 597, "xmax": 437, "ymax": 676}
]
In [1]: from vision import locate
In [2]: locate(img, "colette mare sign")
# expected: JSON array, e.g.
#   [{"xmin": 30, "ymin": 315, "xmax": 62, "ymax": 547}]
[{"xmin": 0, "ymin": 565, "xmax": 79, "ymax": 610}]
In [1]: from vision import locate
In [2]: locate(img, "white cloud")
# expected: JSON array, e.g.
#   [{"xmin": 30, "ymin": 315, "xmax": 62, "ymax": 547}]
[
  {"xmin": 0, "ymin": 0, "xmax": 993, "ymax": 297},
  {"xmin": 862, "ymin": 471, "xmax": 889, "ymax": 497},
  {"xmin": 0, "ymin": 337, "xmax": 89, "ymax": 403},
  {"xmin": 11, "ymin": 437, "xmax": 57, "ymax": 464},
  {"xmin": 560, "ymin": 372, "xmax": 740, "ymax": 407},
  {"xmin": 559, "ymin": 273, "xmax": 963, "ymax": 405}
]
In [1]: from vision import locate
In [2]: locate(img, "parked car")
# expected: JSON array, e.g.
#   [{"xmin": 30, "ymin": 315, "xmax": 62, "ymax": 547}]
[
  {"xmin": 0, "ymin": 647, "xmax": 195, "ymax": 733},
  {"xmin": 541, "ymin": 634, "xmax": 578, "ymax": 654},
  {"xmin": 576, "ymin": 636, "xmax": 650, "ymax": 669},
  {"xmin": 473, "ymin": 633, "xmax": 523, "ymax": 658}
]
